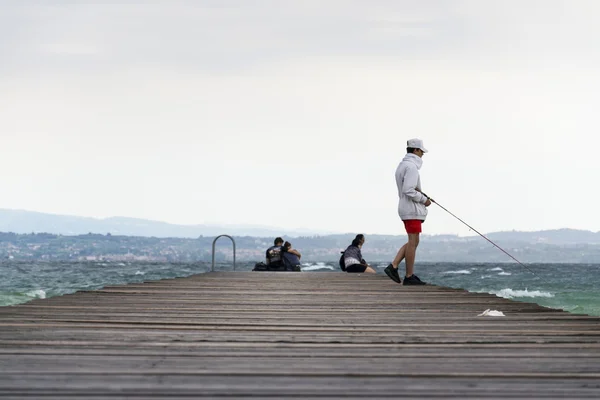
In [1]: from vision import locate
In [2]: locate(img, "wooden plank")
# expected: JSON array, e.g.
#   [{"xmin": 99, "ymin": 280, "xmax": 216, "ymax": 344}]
[
  {"xmin": 1, "ymin": 376, "xmax": 600, "ymax": 398},
  {"xmin": 2, "ymin": 355, "xmax": 600, "ymax": 375}
]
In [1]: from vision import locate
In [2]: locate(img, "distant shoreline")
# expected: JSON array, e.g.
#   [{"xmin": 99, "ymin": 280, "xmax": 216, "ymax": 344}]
[{"xmin": 1, "ymin": 231, "xmax": 599, "ymax": 263}]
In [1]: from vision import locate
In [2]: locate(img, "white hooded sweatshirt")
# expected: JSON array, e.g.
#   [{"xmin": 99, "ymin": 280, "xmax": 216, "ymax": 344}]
[{"xmin": 395, "ymin": 153, "xmax": 429, "ymax": 221}]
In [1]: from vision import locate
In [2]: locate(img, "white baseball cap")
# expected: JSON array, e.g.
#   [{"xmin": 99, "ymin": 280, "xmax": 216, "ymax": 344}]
[{"xmin": 407, "ymin": 138, "xmax": 428, "ymax": 153}]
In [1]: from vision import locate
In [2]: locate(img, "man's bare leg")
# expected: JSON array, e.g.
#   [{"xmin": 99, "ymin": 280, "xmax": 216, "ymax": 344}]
[
  {"xmin": 404, "ymin": 233, "xmax": 420, "ymax": 277},
  {"xmin": 391, "ymin": 243, "xmax": 407, "ymax": 269}
]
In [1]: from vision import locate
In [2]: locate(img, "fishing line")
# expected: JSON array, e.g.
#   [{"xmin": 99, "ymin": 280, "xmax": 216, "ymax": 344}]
[{"xmin": 422, "ymin": 193, "xmax": 543, "ymax": 280}]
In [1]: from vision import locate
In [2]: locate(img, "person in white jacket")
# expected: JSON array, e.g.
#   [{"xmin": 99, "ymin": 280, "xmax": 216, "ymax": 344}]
[{"xmin": 384, "ymin": 138, "xmax": 432, "ymax": 285}]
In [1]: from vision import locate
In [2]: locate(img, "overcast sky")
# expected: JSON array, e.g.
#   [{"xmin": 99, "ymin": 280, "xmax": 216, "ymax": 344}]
[{"xmin": 1, "ymin": 0, "xmax": 599, "ymax": 236}]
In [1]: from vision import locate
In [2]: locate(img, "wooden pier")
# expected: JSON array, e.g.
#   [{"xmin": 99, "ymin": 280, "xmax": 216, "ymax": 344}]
[{"xmin": 1, "ymin": 271, "xmax": 599, "ymax": 398}]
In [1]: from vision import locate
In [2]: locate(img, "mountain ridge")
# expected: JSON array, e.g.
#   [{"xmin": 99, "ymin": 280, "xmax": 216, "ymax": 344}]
[
  {"xmin": 0, "ymin": 208, "xmax": 598, "ymax": 244},
  {"xmin": 0, "ymin": 208, "xmax": 334, "ymax": 238}
]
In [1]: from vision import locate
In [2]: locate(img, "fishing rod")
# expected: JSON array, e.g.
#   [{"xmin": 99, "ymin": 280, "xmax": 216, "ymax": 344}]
[{"xmin": 421, "ymin": 192, "xmax": 542, "ymax": 279}]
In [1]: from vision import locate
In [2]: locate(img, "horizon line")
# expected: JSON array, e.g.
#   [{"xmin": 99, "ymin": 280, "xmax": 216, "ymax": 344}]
[{"xmin": 0, "ymin": 207, "xmax": 598, "ymax": 236}]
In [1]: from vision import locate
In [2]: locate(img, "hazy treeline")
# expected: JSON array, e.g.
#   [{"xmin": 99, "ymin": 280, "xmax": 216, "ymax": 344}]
[{"xmin": 1, "ymin": 230, "xmax": 599, "ymax": 263}]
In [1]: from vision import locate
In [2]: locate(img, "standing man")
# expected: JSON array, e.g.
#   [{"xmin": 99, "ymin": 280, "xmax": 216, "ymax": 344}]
[{"xmin": 384, "ymin": 139, "xmax": 432, "ymax": 285}]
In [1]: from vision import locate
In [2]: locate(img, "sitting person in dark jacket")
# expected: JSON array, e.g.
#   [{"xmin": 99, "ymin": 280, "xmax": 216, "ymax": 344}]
[
  {"xmin": 343, "ymin": 234, "xmax": 376, "ymax": 273},
  {"xmin": 282, "ymin": 241, "xmax": 302, "ymax": 272},
  {"xmin": 265, "ymin": 237, "xmax": 285, "ymax": 268}
]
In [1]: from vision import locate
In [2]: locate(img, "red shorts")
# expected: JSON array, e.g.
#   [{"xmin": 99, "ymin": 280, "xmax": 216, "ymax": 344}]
[{"xmin": 403, "ymin": 219, "xmax": 422, "ymax": 234}]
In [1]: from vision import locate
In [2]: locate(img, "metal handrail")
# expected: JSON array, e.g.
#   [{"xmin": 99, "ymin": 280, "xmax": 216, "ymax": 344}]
[{"xmin": 211, "ymin": 234, "xmax": 236, "ymax": 271}]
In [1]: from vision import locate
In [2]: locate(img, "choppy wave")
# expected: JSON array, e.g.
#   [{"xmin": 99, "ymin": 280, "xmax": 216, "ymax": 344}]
[
  {"xmin": 444, "ymin": 270, "xmax": 472, "ymax": 274},
  {"xmin": 25, "ymin": 289, "xmax": 46, "ymax": 299},
  {"xmin": 0, "ymin": 288, "xmax": 48, "ymax": 307},
  {"xmin": 0, "ymin": 261, "xmax": 211, "ymax": 307},
  {"xmin": 302, "ymin": 262, "xmax": 335, "ymax": 271},
  {"xmin": 489, "ymin": 288, "xmax": 554, "ymax": 299}
]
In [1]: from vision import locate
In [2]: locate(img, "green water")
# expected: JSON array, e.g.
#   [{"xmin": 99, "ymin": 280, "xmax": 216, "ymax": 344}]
[{"xmin": 1, "ymin": 261, "xmax": 599, "ymax": 316}]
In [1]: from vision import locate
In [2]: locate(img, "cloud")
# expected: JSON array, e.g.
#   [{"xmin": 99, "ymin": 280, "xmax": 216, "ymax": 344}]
[
  {"xmin": 40, "ymin": 43, "xmax": 100, "ymax": 55},
  {"xmin": 1, "ymin": 1, "xmax": 600, "ymax": 235},
  {"xmin": 3, "ymin": 1, "xmax": 600, "ymax": 76},
  {"xmin": 0, "ymin": 1, "xmax": 456, "ymax": 73}
]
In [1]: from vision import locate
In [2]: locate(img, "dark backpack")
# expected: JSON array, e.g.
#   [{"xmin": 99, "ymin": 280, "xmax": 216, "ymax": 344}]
[
  {"xmin": 253, "ymin": 262, "xmax": 268, "ymax": 271},
  {"xmin": 338, "ymin": 251, "xmax": 346, "ymax": 271}
]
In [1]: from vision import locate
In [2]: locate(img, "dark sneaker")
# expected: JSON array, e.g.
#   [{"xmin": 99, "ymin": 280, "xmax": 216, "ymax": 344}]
[
  {"xmin": 384, "ymin": 264, "xmax": 402, "ymax": 284},
  {"xmin": 403, "ymin": 275, "xmax": 426, "ymax": 285}
]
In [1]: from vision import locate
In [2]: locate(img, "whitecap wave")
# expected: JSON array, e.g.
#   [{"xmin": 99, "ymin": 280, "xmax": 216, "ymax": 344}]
[
  {"xmin": 444, "ymin": 270, "xmax": 471, "ymax": 274},
  {"xmin": 25, "ymin": 289, "xmax": 46, "ymax": 299},
  {"xmin": 489, "ymin": 267, "xmax": 504, "ymax": 271},
  {"xmin": 498, "ymin": 272, "xmax": 512, "ymax": 276},
  {"xmin": 135, "ymin": 271, "xmax": 145, "ymax": 275},
  {"xmin": 490, "ymin": 288, "xmax": 554, "ymax": 299},
  {"xmin": 302, "ymin": 263, "xmax": 334, "ymax": 271}
]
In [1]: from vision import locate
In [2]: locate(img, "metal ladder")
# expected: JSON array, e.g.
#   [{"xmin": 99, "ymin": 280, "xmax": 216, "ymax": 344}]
[{"xmin": 211, "ymin": 234, "xmax": 236, "ymax": 271}]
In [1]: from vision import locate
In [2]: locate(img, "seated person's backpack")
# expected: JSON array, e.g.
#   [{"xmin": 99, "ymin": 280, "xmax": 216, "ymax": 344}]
[
  {"xmin": 338, "ymin": 250, "xmax": 366, "ymax": 271},
  {"xmin": 253, "ymin": 262, "xmax": 269, "ymax": 271},
  {"xmin": 338, "ymin": 251, "xmax": 346, "ymax": 271},
  {"xmin": 253, "ymin": 261, "xmax": 287, "ymax": 271}
]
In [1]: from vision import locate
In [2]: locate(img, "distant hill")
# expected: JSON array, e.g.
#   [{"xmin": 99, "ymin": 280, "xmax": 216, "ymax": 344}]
[
  {"xmin": 0, "ymin": 209, "xmax": 334, "ymax": 238},
  {"xmin": 485, "ymin": 229, "xmax": 600, "ymax": 245}
]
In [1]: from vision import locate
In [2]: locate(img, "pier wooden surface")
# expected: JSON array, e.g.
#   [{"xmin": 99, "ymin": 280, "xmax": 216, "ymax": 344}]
[{"xmin": 1, "ymin": 271, "xmax": 599, "ymax": 399}]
